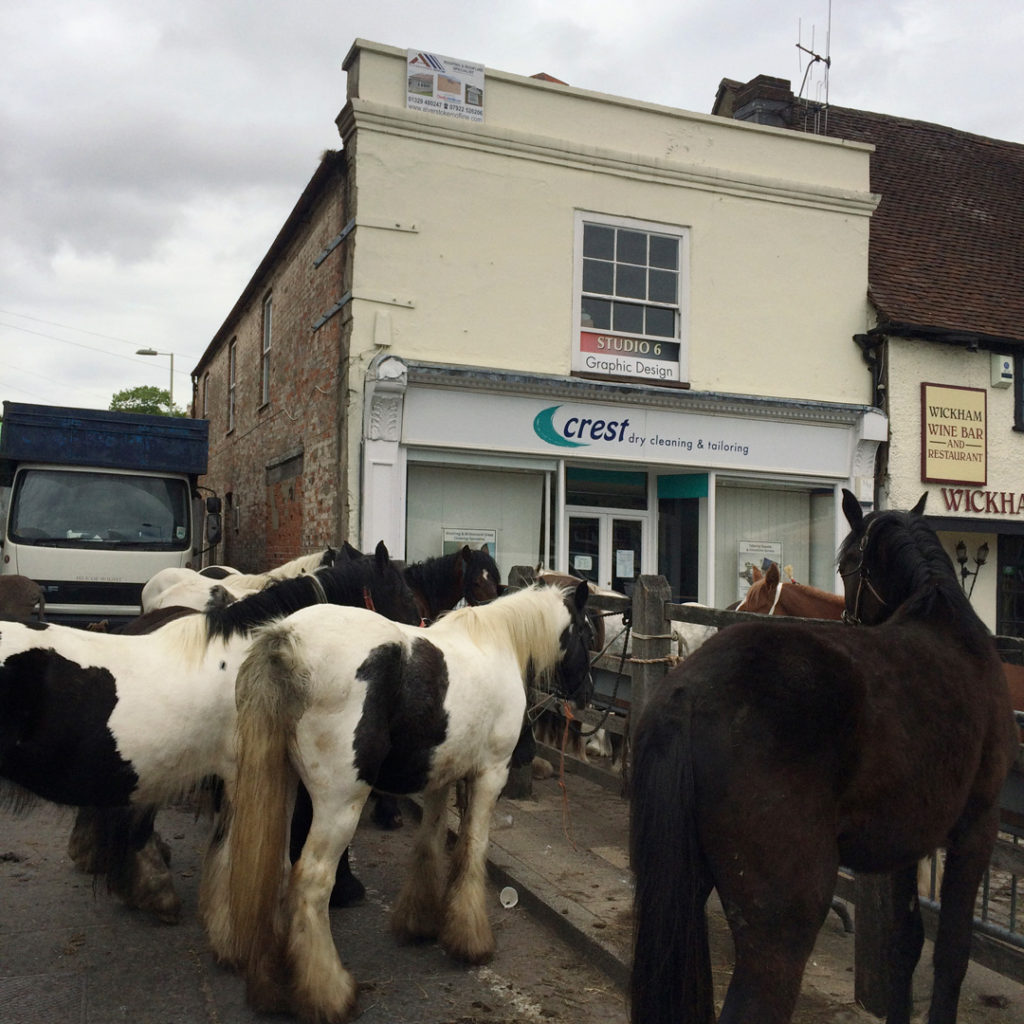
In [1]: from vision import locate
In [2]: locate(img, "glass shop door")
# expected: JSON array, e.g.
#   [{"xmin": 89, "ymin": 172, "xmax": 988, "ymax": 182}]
[{"xmin": 567, "ymin": 510, "xmax": 646, "ymax": 596}]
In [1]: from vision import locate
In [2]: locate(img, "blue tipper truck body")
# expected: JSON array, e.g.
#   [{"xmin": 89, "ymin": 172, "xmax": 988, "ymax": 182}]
[{"xmin": 0, "ymin": 401, "xmax": 212, "ymax": 626}]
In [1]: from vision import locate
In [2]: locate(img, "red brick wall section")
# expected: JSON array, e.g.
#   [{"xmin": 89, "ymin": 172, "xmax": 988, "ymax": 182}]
[{"xmin": 195, "ymin": 152, "xmax": 350, "ymax": 573}]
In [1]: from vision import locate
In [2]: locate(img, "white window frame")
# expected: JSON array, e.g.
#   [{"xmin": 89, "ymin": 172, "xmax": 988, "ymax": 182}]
[{"xmin": 572, "ymin": 211, "xmax": 690, "ymax": 384}]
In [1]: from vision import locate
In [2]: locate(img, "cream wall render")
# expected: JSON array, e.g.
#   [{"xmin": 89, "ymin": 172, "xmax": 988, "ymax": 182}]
[
  {"xmin": 884, "ymin": 339, "xmax": 1021, "ymax": 628},
  {"xmin": 885, "ymin": 340, "xmax": 1019, "ymax": 513},
  {"xmin": 337, "ymin": 40, "xmax": 879, "ymax": 540},
  {"xmin": 339, "ymin": 40, "xmax": 876, "ymax": 394}
]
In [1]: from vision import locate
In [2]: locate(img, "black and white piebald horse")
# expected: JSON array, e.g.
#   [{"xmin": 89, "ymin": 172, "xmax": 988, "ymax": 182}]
[{"xmin": 217, "ymin": 580, "xmax": 592, "ymax": 1024}]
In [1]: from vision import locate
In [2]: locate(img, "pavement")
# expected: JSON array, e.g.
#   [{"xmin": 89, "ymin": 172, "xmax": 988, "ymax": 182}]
[{"xmin": 3, "ymin": 743, "xmax": 1022, "ymax": 1024}]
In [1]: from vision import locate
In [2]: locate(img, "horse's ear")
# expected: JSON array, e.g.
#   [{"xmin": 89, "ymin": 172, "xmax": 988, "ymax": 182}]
[
  {"xmin": 341, "ymin": 541, "xmax": 362, "ymax": 561},
  {"xmin": 573, "ymin": 578, "xmax": 589, "ymax": 612},
  {"xmin": 765, "ymin": 562, "xmax": 780, "ymax": 586},
  {"xmin": 841, "ymin": 488, "xmax": 864, "ymax": 531},
  {"xmin": 751, "ymin": 566, "xmax": 763, "ymax": 582},
  {"xmin": 911, "ymin": 492, "xmax": 928, "ymax": 515},
  {"xmin": 374, "ymin": 540, "xmax": 390, "ymax": 569}
]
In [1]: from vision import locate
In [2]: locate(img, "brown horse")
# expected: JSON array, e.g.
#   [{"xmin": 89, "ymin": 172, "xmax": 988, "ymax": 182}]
[
  {"xmin": 630, "ymin": 490, "xmax": 1018, "ymax": 1024},
  {"xmin": 735, "ymin": 561, "xmax": 844, "ymax": 619},
  {"xmin": 0, "ymin": 574, "xmax": 45, "ymax": 620}
]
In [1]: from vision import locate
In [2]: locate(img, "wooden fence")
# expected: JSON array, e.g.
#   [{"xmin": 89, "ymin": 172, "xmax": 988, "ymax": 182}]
[{"xmin": 513, "ymin": 569, "xmax": 1024, "ymax": 1002}]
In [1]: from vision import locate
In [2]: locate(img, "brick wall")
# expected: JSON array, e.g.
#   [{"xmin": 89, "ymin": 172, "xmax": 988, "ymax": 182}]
[{"xmin": 195, "ymin": 152, "xmax": 351, "ymax": 572}]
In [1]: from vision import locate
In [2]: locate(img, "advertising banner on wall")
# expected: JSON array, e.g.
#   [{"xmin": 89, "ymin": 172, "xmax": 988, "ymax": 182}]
[{"xmin": 407, "ymin": 51, "xmax": 485, "ymax": 122}]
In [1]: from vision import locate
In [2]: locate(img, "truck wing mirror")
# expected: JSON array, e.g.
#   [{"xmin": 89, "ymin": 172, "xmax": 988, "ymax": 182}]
[
  {"xmin": 206, "ymin": 496, "xmax": 222, "ymax": 514},
  {"xmin": 206, "ymin": 512, "xmax": 222, "ymax": 546}
]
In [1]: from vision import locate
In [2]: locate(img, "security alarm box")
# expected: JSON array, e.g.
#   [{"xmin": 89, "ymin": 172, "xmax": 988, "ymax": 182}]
[{"xmin": 991, "ymin": 353, "xmax": 1013, "ymax": 388}]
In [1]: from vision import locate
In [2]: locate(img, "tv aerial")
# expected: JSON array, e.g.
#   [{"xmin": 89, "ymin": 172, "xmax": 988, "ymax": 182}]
[{"xmin": 797, "ymin": 2, "xmax": 832, "ymax": 133}]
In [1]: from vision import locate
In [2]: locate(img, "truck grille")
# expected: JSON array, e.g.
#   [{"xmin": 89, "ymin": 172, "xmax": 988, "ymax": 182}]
[{"xmin": 37, "ymin": 579, "xmax": 144, "ymax": 609}]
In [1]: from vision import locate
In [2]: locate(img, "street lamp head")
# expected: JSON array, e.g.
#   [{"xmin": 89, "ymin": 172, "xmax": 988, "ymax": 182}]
[{"xmin": 135, "ymin": 348, "xmax": 174, "ymax": 406}]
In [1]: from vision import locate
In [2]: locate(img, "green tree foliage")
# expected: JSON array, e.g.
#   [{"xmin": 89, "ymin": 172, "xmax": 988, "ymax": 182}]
[{"xmin": 109, "ymin": 385, "xmax": 186, "ymax": 417}]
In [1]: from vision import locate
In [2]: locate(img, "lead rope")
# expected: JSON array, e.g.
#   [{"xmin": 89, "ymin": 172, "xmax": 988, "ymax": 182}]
[{"xmin": 578, "ymin": 616, "xmax": 631, "ymax": 738}]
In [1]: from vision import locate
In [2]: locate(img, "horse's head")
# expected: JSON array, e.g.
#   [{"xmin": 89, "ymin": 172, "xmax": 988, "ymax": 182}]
[
  {"xmin": 736, "ymin": 562, "xmax": 782, "ymax": 613},
  {"xmin": 838, "ymin": 488, "xmax": 937, "ymax": 625},
  {"xmin": 338, "ymin": 541, "xmax": 363, "ymax": 562},
  {"xmin": 366, "ymin": 541, "xmax": 423, "ymax": 626},
  {"xmin": 460, "ymin": 545, "xmax": 502, "ymax": 606},
  {"xmin": 554, "ymin": 579, "xmax": 594, "ymax": 707}
]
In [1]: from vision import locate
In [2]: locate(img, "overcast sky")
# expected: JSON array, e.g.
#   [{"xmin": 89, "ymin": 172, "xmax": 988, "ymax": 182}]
[{"xmin": 3, "ymin": 0, "xmax": 1022, "ymax": 413}]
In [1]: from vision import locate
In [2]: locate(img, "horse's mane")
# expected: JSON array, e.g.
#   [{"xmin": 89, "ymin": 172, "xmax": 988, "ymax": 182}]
[
  {"xmin": 204, "ymin": 559, "xmax": 379, "ymax": 641},
  {"xmin": 403, "ymin": 553, "xmax": 450, "ymax": 591},
  {"xmin": 266, "ymin": 546, "xmax": 337, "ymax": 580},
  {"xmin": 435, "ymin": 584, "xmax": 568, "ymax": 680},
  {"xmin": 842, "ymin": 507, "xmax": 992, "ymax": 654}
]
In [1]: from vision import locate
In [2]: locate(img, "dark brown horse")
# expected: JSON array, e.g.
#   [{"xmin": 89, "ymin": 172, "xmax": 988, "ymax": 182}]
[
  {"xmin": 630, "ymin": 490, "xmax": 1018, "ymax": 1024},
  {"xmin": 403, "ymin": 544, "xmax": 501, "ymax": 623},
  {"xmin": 741, "ymin": 551, "xmax": 1024, "ymax": 736}
]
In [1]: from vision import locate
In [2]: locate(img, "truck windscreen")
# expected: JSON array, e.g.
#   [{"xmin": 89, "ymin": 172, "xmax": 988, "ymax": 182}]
[{"xmin": 9, "ymin": 469, "xmax": 190, "ymax": 549}]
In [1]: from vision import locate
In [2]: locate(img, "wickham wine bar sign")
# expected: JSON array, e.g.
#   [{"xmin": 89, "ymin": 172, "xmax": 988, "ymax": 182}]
[{"xmin": 921, "ymin": 382, "xmax": 986, "ymax": 486}]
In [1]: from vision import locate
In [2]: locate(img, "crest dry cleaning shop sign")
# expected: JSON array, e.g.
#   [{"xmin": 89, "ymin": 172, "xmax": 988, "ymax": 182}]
[
  {"xmin": 528, "ymin": 403, "xmax": 848, "ymax": 476},
  {"xmin": 401, "ymin": 389, "xmax": 854, "ymax": 478}
]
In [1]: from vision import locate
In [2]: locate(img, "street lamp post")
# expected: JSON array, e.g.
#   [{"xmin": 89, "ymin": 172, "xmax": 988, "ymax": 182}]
[
  {"xmin": 955, "ymin": 538, "xmax": 989, "ymax": 599},
  {"xmin": 136, "ymin": 348, "xmax": 175, "ymax": 408}
]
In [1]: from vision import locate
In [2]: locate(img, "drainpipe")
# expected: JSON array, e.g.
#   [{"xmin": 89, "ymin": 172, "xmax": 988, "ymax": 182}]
[{"xmin": 853, "ymin": 331, "xmax": 886, "ymax": 410}]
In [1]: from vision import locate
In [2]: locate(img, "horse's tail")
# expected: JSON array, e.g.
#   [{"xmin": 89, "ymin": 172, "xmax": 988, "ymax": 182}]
[
  {"xmin": 630, "ymin": 688, "xmax": 714, "ymax": 1024},
  {"xmin": 226, "ymin": 622, "xmax": 309, "ymax": 1008}
]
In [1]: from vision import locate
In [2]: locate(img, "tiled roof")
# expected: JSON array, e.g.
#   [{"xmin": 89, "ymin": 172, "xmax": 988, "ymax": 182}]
[{"xmin": 715, "ymin": 80, "xmax": 1024, "ymax": 346}]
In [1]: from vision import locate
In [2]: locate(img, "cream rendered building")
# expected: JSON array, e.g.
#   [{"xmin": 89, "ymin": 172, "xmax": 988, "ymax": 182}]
[{"xmin": 196, "ymin": 40, "xmax": 884, "ymax": 606}]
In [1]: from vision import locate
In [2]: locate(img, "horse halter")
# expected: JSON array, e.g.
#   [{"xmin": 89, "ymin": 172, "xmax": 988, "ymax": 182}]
[{"xmin": 840, "ymin": 523, "xmax": 889, "ymax": 625}]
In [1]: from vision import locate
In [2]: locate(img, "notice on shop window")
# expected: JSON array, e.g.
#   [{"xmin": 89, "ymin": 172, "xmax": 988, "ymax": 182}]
[{"xmin": 442, "ymin": 527, "xmax": 496, "ymax": 558}]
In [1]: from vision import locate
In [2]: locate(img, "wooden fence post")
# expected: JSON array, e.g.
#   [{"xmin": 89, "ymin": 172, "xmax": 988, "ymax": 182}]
[
  {"xmin": 629, "ymin": 575, "xmax": 673, "ymax": 728},
  {"xmin": 854, "ymin": 872, "xmax": 899, "ymax": 1018}
]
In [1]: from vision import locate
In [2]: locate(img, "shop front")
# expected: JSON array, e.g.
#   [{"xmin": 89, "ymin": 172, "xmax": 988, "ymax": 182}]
[{"xmin": 362, "ymin": 358, "xmax": 886, "ymax": 605}]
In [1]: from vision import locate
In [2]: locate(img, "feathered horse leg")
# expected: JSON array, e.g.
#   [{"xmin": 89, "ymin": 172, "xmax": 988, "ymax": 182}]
[{"xmin": 440, "ymin": 763, "xmax": 508, "ymax": 964}]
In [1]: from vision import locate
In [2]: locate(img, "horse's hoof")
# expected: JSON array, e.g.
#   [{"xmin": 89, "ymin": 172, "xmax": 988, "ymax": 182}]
[
  {"xmin": 532, "ymin": 756, "xmax": 554, "ymax": 780},
  {"xmin": 329, "ymin": 872, "xmax": 367, "ymax": 907}
]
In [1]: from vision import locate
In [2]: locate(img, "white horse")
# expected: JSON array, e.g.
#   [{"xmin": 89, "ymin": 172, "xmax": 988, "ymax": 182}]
[
  {"xmin": 218, "ymin": 582, "xmax": 593, "ymax": 1024},
  {"xmin": 142, "ymin": 547, "xmax": 339, "ymax": 612}
]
